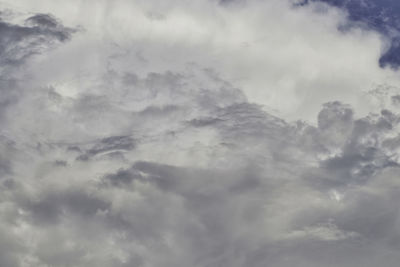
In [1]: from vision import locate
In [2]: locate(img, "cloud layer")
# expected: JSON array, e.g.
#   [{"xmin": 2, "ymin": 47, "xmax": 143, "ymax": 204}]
[{"xmin": 1, "ymin": 1, "xmax": 400, "ymax": 266}]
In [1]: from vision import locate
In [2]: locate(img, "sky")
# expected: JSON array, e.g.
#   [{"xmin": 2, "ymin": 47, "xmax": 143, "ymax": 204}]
[{"xmin": 1, "ymin": 0, "xmax": 400, "ymax": 266}]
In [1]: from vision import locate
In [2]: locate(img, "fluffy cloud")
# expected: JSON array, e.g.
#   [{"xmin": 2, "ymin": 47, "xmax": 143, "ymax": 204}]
[{"xmin": 1, "ymin": 1, "xmax": 400, "ymax": 267}]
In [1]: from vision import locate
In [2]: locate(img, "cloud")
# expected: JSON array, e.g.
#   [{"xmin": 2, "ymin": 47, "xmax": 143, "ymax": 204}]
[
  {"xmin": 309, "ymin": 0, "xmax": 400, "ymax": 68},
  {"xmin": 7, "ymin": 0, "xmax": 400, "ymax": 120},
  {"xmin": 1, "ymin": 1, "xmax": 400, "ymax": 267},
  {"xmin": 0, "ymin": 10, "xmax": 75, "ymax": 130},
  {"xmin": 0, "ymin": 13, "xmax": 74, "ymax": 69}
]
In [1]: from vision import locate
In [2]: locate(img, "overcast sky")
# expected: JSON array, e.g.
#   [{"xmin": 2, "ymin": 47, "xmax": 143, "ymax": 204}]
[{"xmin": 1, "ymin": 0, "xmax": 400, "ymax": 266}]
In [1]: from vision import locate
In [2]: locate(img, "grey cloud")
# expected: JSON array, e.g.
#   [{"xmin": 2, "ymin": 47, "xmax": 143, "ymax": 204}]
[
  {"xmin": 0, "ymin": 11, "xmax": 75, "ymax": 143},
  {"xmin": 6, "ymin": 85, "xmax": 400, "ymax": 267},
  {"xmin": 104, "ymin": 161, "xmax": 217, "ymax": 193},
  {"xmin": 0, "ymin": 13, "xmax": 74, "ymax": 69},
  {"xmin": 212, "ymin": 103, "xmax": 288, "ymax": 140},
  {"xmin": 317, "ymin": 101, "xmax": 354, "ymax": 147},
  {"xmin": 22, "ymin": 189, "xmax": 111, "ymax": 225},
  {"xmin": 337, "ymin": 186, "xmax": 400, "ymax": 246},
  {"xmin": 98, "ymin": 156, "xmax": 397, "ymax": 267},
  {"xmin": 391, "ymin": 94, "xmax": 400, "ymax": 106},
  {"xmin": 137, "ymin": 105, "xmax": 180, "ymax": 117},
  {"xmin": 103, "ymin": 168, "xmax": 139, "ymax": 187},
  {"xmin": 0, "ymin": 226, "xmax": 25, "ymax": 267},
  {"xmin": 188, "ymin": 116, "xmax": 224, "ymax": 127},
  {"xmin": 2, "ymin": 3, "xmax": 400, "ymax": 267},
  {"xmin": 0, "ymin": 136, "xmax": 14, "ymax": 178},
  {"xmin": 25, "ymin": 14, "xmax": 60, "ymax": 29},
  {"xmin": 5, "ymin": 64, "xmax": 400, "ymax": 266},
  {"xmin": 317, "ymin": 108, "xmax": 400, "ymax": 187},
  {"xmin": 76, "ymin": 135, "xmax": 135, "ymax": 161}
]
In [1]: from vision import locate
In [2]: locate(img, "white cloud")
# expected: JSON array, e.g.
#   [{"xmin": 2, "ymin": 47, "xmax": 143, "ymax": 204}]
[{"xmin": 5, "ymin": 0, "xmax": 400, "ymax": 122}]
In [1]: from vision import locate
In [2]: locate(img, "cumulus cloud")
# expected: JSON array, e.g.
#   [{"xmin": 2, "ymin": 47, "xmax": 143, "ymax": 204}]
[{"xmin": 1, "ymin": 0, "xmax": 400, "ymax": 267}]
